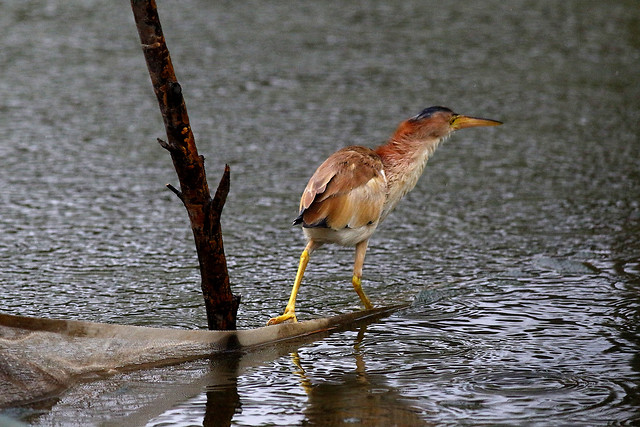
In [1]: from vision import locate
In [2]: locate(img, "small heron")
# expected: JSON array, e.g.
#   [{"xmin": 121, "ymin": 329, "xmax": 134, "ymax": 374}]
[{"xmin": 268, "ymin": 106, "xmax": 502, "ymax": 325}]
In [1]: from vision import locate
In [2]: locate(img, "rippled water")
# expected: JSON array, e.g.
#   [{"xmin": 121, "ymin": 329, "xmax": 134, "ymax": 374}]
[{"xmin": 1, "ymin": 0, "xmax": 639, "ymax": 425}]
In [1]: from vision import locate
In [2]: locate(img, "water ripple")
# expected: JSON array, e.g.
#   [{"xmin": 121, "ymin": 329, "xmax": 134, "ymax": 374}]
[{"xmin": 1, "ymin": 0, "xmax": 639, "ymax": 425}]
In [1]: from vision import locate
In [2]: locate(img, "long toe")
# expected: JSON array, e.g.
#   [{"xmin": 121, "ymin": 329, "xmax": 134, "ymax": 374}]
[{"xmin": 267, "ymin": 312, "xmax": 298, "ymax": 326}]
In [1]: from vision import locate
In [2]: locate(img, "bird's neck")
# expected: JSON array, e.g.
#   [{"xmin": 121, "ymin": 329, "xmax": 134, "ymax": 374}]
[{"xmin": 374, "ymin": 132, "xmax": 445, "ymax": 217}]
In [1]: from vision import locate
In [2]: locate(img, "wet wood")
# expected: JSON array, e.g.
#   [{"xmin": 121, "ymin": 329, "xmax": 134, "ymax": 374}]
[
  {"xmin": 0, "ymin": 305, "xmax": 409, "ymax": 409},
  {"xmin": 130, "ymin": 0, "xmax": 240, "ymax": 330}
]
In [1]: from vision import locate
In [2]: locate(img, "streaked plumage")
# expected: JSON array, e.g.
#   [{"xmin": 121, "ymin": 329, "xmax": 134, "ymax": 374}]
[
  {"xmin": 268, "ymin": 106, "xmax": 501, "ymax": 325},
  {"xmin": 295, "ymin": 146, "xmax": 387, "ymax": 246}
]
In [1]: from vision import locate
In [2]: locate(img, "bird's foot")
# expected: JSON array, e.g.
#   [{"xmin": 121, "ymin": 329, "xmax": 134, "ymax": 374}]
[
  {"xmin": 267, "ymin": 311, "xmax": 298, "ymax": 326},
  {"xmin": 352, "ymin": 274, "xmax": 374, "ymax": 310}
]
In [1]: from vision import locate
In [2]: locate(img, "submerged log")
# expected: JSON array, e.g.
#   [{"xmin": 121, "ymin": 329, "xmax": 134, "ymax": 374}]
[
  {"xmin": 0, "ymin": 306, "xmax": 407, "ymax": 409},
  {"xmin": 130, "ymin": 0, "xmax": 240, "ymax": 330}
]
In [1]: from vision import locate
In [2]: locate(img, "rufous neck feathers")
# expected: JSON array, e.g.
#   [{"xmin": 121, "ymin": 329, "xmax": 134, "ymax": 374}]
[{"xmin": 375, "ymin": 119, "xmax": 449, "ymax": 175}]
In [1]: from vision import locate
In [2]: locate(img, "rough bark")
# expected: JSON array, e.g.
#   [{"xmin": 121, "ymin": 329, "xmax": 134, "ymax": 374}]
[{"xmin": 130, "ymin": 0, "xmax": 240, "ymax": 330}]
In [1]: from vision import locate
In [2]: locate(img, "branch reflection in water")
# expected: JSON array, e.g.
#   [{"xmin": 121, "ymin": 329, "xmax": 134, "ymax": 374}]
[
  {"xmin": 202, "ymin": 357, "xmax": 242, "ymax": 427},
  {"xmin": 145, "ymin": 310, "xmax": 419, "ymax": 426}
]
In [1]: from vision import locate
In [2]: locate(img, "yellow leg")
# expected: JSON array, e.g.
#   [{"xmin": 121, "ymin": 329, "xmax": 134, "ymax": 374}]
[
  {"xmin": 291, "ymin": 352, "xmax": 313, "ymax": 394},
  {"xmin": 267, "ymin": 244, "xmax": 312, "ymax": 325},
  {"xmin": 352, "ymin": 274, "xmax": 373, "ymax": 310},
  {"xmin": 353, "ymin": 240, "xmax": 373, "ymax": 310}
]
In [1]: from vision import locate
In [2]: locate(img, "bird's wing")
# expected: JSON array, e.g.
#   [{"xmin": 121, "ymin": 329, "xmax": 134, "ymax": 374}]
[{"xmin": 297, "ymin": 146, "xmax": 387, "ymax": 229}]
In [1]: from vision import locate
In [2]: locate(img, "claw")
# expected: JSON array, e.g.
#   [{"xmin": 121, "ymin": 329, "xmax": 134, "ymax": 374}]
[{"xmin": 267, "ymin": 311, "xmax": 298, "ymax": 326}]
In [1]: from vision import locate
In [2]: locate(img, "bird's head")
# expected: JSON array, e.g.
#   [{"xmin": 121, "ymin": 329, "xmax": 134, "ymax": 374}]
[{"xmin": 393, "ymin": 106, "xmax": 502, "ymax": 143}]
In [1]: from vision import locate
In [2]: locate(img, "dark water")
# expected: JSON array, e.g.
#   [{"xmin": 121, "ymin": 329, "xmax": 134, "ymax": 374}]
[{"xmin": 1, "ymin": 0, "xmax": 639, "ymax": 425}]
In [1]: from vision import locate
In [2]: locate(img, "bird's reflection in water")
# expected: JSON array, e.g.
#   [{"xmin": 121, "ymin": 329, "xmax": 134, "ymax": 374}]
[
  {"xmin": 196, "ymin": 311, "xmax": 406, "ymax": 426},
  {"xmin": 292, "ymin": 326, "xmax": 428, "ymax": 426}
]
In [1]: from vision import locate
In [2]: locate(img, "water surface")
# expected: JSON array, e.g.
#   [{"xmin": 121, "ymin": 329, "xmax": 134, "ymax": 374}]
[{"xmin": 1, "ymin": 0, "xmax": 639, "ymax": 425}]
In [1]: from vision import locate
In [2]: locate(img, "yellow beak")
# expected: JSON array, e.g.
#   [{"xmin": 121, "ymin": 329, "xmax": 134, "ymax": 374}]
[{"xmin": 451, "ymin": 115, "xmax": 502, "ymax": 130}]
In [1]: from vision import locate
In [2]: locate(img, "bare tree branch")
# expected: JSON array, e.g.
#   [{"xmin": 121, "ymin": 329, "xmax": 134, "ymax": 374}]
[{"xmin": 131, "ymin": 0, "xmax": 240, "ymax": 330}]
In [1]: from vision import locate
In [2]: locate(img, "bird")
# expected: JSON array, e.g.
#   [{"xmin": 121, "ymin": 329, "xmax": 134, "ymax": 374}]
[{"xmin": 267, "ymin": 106, "xmax": 502, "ymax": 325}]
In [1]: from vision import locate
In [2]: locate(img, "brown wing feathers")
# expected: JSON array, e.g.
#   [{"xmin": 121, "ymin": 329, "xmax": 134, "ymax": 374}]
[{"xmin": 294, "ymin": 146, "xmax": 386, "ymax": 230}]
